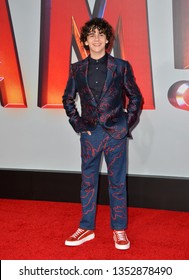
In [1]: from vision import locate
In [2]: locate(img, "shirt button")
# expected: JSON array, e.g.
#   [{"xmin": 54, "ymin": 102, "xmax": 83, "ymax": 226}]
[
  {"xmin": 96, "ymin": 67, "xmax": 98, "ymax": 70},
  {"xmin": 96, "ymin": 81, "xmax": 98, "ymax": 84}
]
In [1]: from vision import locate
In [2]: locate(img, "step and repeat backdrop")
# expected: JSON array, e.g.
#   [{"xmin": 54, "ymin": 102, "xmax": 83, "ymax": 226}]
[{"xmin": 0, "ymin": 0, "xmax": 189, "ymax": 178}]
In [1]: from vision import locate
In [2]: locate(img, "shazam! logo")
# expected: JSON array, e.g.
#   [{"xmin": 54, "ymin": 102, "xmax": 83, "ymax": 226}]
[{"xmin": 0, "ymin": 0, "xmax": 154, "ymax": 109}]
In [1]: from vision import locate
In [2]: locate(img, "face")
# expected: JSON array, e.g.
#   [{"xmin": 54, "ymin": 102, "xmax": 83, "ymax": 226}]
[{"xmin": 85, "ymin": 28, "xmax": 108, "ymax": 58}]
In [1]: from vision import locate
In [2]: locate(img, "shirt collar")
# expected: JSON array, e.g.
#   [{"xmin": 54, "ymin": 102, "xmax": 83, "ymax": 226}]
[{"xmin": 88, "ymin": 53, "xmax": 108, "ymax": 65}]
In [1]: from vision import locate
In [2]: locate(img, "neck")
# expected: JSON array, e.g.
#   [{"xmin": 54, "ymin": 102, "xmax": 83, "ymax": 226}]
[{"xmin": 90, "ymin": 50, "xmax": 106, "ymax": 60}]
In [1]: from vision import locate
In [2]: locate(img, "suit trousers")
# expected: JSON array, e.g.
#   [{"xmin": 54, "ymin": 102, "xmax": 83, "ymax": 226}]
[{"xmin": 79, "ymin": 124, "xmax": 128, "ymax": 230}]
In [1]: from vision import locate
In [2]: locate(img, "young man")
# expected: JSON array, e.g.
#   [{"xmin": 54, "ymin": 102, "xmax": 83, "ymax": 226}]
[{"xmin": 63, "ymin": 18, "xmax": 142, "ymax": 250}]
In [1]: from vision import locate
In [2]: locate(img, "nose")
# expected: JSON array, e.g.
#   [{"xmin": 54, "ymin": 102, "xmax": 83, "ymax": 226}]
[{"xmin": 94, "ymin": 34, "xmax": 100, "ymax": 41}]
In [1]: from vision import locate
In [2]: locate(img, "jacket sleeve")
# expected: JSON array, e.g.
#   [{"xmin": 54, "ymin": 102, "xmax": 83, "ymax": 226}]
[
  {"xmin": 62, "ymin": 65, "xmax": 85, "ymax": 133},
  {"xmin": 124, "ymin": 61, "xmax": 143, "ymax": 131}
]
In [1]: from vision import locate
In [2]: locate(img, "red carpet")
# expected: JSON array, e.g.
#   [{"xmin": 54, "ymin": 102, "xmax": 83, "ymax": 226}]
[{"xmin": 0, "ymin": 199, "xmax": 189, "ymax": 260}]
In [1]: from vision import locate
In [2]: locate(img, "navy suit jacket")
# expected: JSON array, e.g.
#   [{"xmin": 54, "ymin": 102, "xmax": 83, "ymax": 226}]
[{"xmin": 63, "ymin": 54, "xmax": 142, "ymax": 139}]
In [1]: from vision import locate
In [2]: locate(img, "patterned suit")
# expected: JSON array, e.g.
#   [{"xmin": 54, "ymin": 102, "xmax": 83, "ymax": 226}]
[{"xmin": 63, "ymin": 54, "xmax": 142, "ymax": 230}]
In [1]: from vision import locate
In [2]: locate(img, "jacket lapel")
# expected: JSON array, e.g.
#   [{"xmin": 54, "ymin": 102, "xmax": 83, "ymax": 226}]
[
  {"xmin": 100, "ymin": 54, "xmax": 117, "ymax": 101},
  {"xmin": 80, "ymin": 57, "xmax": 97, "ymax": 103}
]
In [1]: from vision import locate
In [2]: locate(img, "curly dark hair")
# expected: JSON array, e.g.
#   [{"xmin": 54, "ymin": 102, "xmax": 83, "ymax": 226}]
[{"xmin": 80, "ymin": 17, "xmax": 114, "ymax": 50}]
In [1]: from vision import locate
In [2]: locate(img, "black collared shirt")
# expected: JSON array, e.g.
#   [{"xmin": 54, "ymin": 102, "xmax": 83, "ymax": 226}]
[{"xmin": 87, "ymin": 53, "xmax": 107, "ymax": 103}]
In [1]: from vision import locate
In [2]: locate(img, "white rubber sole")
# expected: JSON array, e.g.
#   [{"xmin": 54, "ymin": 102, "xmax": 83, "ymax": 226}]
[
  {"xmin": 65, "ymin": 233, "xmax": 95, "ymax": 246},
  {"xmin": 115, "ymin": 241, "xmax": 130, "ymax": 250}
]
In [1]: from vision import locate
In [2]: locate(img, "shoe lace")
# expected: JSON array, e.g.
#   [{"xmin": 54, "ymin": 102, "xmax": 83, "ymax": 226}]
[
  {"xmin": 72, "ymin": 228, "xmax": 85, "ymax": 238},
  {"xmin": 115, "ymin": 230, "xmax": 126, "ymax": 241}
]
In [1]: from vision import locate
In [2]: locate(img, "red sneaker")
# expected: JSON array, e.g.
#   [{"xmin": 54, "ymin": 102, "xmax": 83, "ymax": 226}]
[
  {"xmin": 113, "ymin": 230, "xmax": 130, "ymax": 250},
  {"xmin": 65, "ymin": 228, "xmax": 95, "ymax": 246}
]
